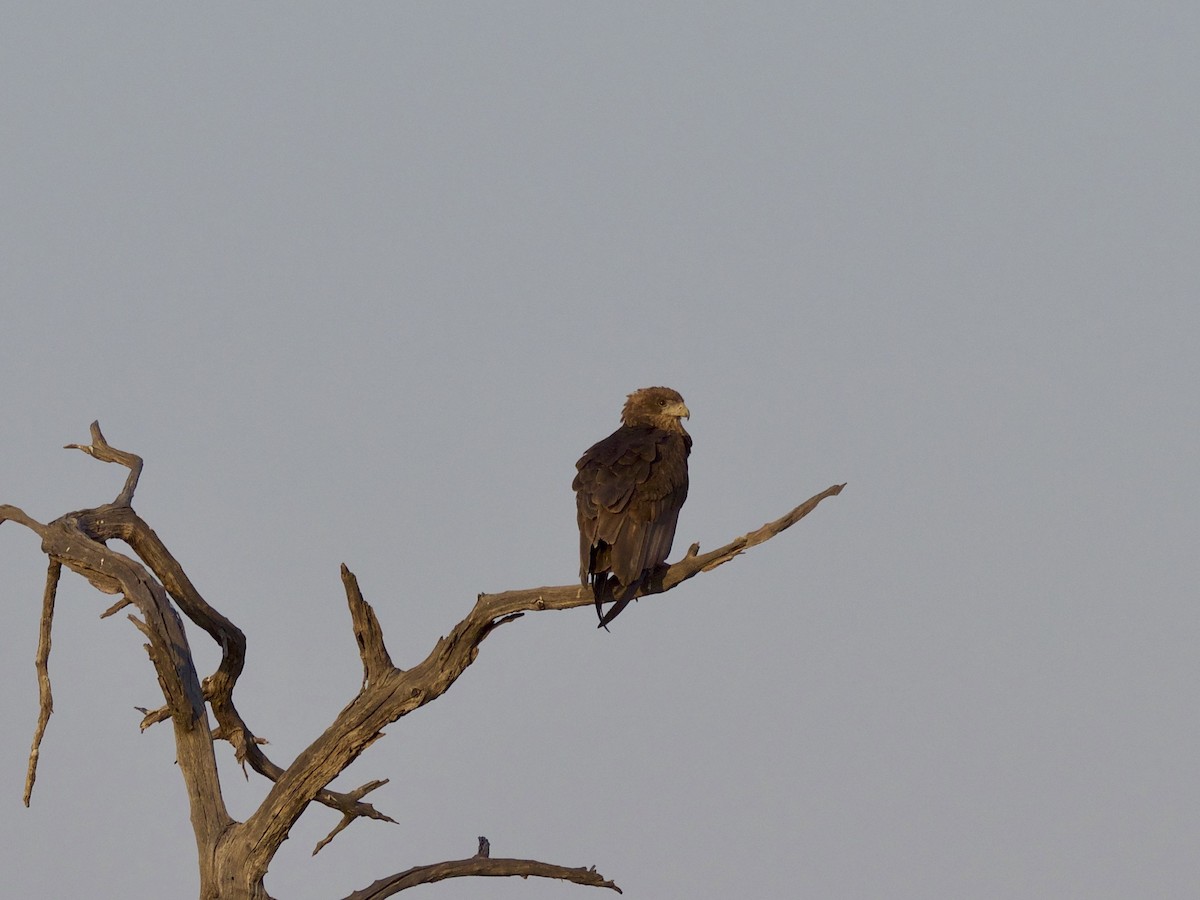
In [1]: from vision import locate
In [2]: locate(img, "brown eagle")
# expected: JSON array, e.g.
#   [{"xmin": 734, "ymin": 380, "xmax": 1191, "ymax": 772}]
[{"xmin": 573, "ymin": 386, "xmax": 691, "ymax": 628}]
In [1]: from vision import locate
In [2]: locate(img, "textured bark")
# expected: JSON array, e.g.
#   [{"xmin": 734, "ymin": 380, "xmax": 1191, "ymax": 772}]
[
  {"xmin": 2, "ymin": 422, "xmax": 843, "ymax": 898},
  {"xmin": 344, "ymin": 854, "xmax": 624, "ymax": 898},
  {"xmin": 22, "ymin": 558, "xmax": 60, "ymax": 806}
]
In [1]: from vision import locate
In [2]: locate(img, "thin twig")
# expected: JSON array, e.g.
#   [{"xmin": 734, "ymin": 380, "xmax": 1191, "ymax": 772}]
[
  {"xmin": 24, "ymin": 558, "xmax": 61, "ymax": 806},
  {"xmin": 312, "ymin": 779, "xmax": 394, "ymax": 856}
]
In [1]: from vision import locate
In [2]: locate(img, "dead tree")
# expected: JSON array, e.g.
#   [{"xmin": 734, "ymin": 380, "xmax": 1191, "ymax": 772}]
[{"xmin": 2, "ymin": 422, "xmax": 844, "ymax": 899}]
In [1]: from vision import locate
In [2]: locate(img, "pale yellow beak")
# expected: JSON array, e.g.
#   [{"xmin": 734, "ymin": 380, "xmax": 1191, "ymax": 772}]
[{"xmin": 668, "ymin": 402, "xmax": 690, "ymax": 420}]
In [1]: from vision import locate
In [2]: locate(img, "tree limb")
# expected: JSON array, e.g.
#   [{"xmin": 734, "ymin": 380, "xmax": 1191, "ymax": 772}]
[
  {"xmin": 11, "ymin": 511, "xmax": 235, "ymax": 876},
  {"xmin": 473, "ymin": 481, "xmax": 847, "ymax": 617},
  {"xmin": 343, "ymin": 852, "xmax": 623, "ymax": 898},
  {"xmin": 313, "ymin": 779, "xmax": 392, "ymax": 856},
  {"xmin": 64, "ymin": 420, "xmax": 142, "ymax": 506},
  {"xmin": 0, "ymin": 504, "xmax": 48, "ymax": 538},
  {"xmin": 239, "ymin": 483, "xmax": 846, "ymax": 868},
  {"xmin": 59, "ymin": 511, "xmax": 396, "ymax": 869},
  {"xmin": 23, "ymin": 558, "xmax": 61, "ymax": 806},
  {"xmin": 342, "ymin": 563, "xmax": 395, "ymax": 686}
]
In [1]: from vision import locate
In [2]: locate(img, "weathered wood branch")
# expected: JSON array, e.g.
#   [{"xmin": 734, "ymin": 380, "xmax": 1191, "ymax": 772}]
[
  {"xmin": 313, "ymin": 779, "xmax": 391, "ymax": 856},
  {"xmin": 75, "ymin": 496, "xmax": 393, "ymax": 840},
  {"xmin": 64, "ymin": 420, "xmax": 142, "ymax": 506},
  {"xmin": 23, "ymin": 558, "xmax": 61, "ymax": 806},
  {"xmin": 3, "ymin": 500, "xmax": 234, "ymax": 878},
  {"xmin": 237, "ymin": 482, "xmax": 845, "ymax": 871},
  {"xmin": 343, "ymin": 852, "xmax": 623, "ymax": 898},
  {"xmin": 342, "ymin": 563, "xmax": 395, "ymax": 686},
  {"xmin": 2, "ymin": 422, "xmax": 843, "ymax": 899},
  {"xmin": 0, "ymin": 504, "xmax": 48, "ymax": 536}
]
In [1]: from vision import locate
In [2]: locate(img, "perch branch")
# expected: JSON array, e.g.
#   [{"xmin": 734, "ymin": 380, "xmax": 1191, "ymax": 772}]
[
  {"xmin": 239, "ymin": 484, "xmax": 845, "ymax": 864},
  {"xmin": 23, "ymin": 558, "xmax": 61, "ymax": 806},
  {"xmin": 473, "ymin": 482, "xmax": 847, "ymax": 618},
  {"xmin": 660, "ymin": 481, "xmax": 846, "ymax": 589}
]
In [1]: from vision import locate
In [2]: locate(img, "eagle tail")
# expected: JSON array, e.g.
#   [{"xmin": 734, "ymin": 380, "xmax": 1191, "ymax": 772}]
[
  {"xmin": 592, "ymin": 575, "xmax": 613, "ymax": 629},
  {"xmin": 597, "ymin": 595, "xmax": 633, "ymax": 629},
  {"xmin": 596, "ymin": 576, "xmax": 641, "ymax": 629}
]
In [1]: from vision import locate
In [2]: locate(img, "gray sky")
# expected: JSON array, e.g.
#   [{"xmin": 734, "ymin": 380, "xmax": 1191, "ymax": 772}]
[{"xmin": 2, "ymin": 4, "xmax": 1197, "ymax": 898}]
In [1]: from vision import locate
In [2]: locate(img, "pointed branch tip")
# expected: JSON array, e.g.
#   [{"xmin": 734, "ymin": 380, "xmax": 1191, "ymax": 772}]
[{"xmin": 23, "ymin": 559, "xmax": 61, "ymax": 806}]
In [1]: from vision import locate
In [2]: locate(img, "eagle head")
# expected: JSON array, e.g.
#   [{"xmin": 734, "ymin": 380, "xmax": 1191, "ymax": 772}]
[{"xmin": 621, "ymin": 386, "xmax": 690, "ymax": 431}]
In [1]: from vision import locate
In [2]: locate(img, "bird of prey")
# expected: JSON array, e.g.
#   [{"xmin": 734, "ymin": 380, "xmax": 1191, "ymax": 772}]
[{"xmin": 573, "ymin": 386, "xmax": 691, "ymax": 628}]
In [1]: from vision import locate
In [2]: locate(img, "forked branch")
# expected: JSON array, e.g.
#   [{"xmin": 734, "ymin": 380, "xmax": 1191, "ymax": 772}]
[
  {"xmin": 64, "ymin": 420, "xmax": 141, "ymax": 506},
  {"xmin": 237, "ymin": 482, "xmax": 845, "ymax": 868}
]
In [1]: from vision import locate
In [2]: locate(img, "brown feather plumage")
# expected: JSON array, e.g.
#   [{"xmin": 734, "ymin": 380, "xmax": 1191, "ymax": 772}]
[{"xmin": 573, "ymin": 387, "xmax": 691, "ymax": 628}]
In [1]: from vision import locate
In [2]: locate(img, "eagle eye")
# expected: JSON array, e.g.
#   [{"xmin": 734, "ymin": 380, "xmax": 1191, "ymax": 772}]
[{"xmin": 657, "ymin": 399, "xmax": 667, "ymax": 407}]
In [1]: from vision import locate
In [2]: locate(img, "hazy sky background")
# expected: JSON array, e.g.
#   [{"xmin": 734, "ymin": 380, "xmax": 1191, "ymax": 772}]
[{"xmin": 2, "ymin": 4, "xmax": 1197, "ymax": 898}]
